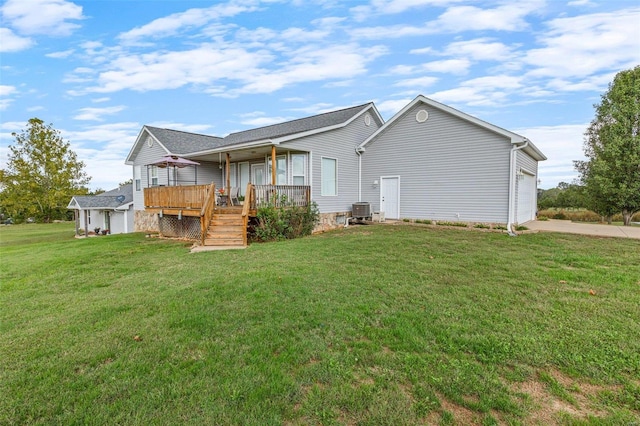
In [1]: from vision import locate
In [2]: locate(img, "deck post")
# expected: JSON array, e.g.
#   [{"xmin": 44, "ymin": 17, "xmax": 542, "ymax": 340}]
[
  {"xmin": 271, "ymin": 145, "xmax": 276, "ymax": 185},
  {"xmin": 226, "ymin": 153, "xmax": 231, "ymax": 194}
]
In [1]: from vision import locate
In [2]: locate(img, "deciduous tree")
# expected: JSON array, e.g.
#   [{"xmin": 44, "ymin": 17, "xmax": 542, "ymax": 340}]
[
  {"xmin": 0, "ymin": 118, "xmax": 91, "ymax": 222},
  {"xmin": 575, "ymin": 66, "xmax": 640, "ymax": 226}
]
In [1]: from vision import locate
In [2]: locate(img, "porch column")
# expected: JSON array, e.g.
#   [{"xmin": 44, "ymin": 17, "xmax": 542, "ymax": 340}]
[
  {"xmin": 83, "ymin": 210, "xmax": 88, "ymax": 236},
  {"xmin": 226, "ymin": 153, "xmax": 231, "ymax": 193},
  {"xmin": 271, "ymin": 145, "xmax": 276, "ymax": 185},
  {"xmin": 74, "ymin": 210, "xmax": 79, "ymax": 236}
]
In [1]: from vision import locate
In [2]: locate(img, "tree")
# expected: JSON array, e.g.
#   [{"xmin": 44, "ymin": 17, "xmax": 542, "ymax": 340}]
[
  {"xmin": 575, "ymin": 66, "xmax": 640, "ymax": 226},
  {"xmin": 0, "ymin": 118, "xmax": 91, "ymax": 222}
]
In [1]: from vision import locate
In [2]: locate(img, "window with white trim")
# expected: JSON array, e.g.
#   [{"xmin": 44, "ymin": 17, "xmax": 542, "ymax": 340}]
[
  {"xmin": 134, "ymin": 166, "xmax": 141, "ymax": 191},
  {"xmin": 292, "ymin": 154, "xmax": 306, "ymax": 185},
  {"xmin": 150, "ymin": 166, "xmax": 158, "ymax": 186},
  {"xmin": 321, "ymin": 157, "xmax": 337, "ymax": 196},
  {"xmin": 268, "ymin": 156, "xmax": 287, "ymax": 185}
]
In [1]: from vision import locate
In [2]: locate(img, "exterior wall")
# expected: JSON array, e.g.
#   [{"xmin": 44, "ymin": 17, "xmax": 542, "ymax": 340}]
[
  {"xmin": 285, "ymin": 111, "xmax": 381, "ymax": 214},
  {"xmin": 361, "ymin": 102, "xmax": 512, "ymax": 223},
  {"xmin": 314, "ymin": 211, "xmax": 350, "ymax": 233}
]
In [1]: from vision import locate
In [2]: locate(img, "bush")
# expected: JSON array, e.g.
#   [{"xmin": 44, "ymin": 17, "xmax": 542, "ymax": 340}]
[
  {"xmin": 402, "ymin": 218, "xmax": 411, "ymax": 222},
  {"xmin": 416, "ymin": 219, "xmax": 432, "ymax": 225},
  {"xmin": 538, "ymin": 209, "xmax": 604, "ymax": 222},
  {"xmin": 437, "ymin": 221, "xmax": 468, "ymax": 228},
  {"xmin": 253, "ymin": 200, "xmax": 319, "ymax": 242},
  {"xmin": 474, "ymin": 223, "xmax": 490, "ymax": 229},
  {"xmin": 515, "ymin": 225, "xmax": 529, "ymax": 231}
]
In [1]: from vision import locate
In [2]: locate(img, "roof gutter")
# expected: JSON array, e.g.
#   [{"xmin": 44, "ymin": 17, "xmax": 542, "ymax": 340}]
[{"xmin": 507, "ymin": 139, "xmax": 529, "ymax": 236}]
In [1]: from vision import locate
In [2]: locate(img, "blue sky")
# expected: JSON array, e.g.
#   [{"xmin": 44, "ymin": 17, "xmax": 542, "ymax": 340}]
[{"xmin": 1, "ymin": 0, "xmax": 638, "ymax": 190}]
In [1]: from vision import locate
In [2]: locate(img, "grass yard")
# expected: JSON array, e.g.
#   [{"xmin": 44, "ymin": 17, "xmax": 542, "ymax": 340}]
[{"xmin": 1, "ymin": 223, "xmax": 639, "ymax": 425}]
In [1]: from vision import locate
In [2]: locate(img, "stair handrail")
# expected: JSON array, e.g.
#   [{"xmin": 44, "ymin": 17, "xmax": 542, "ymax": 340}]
[
  {"xmin": 241, "ymin": 183, "xmax": 254, "ymax": 246},
  {"xmin": 200, "ymin": 182, "xmax": 216, "ymax": 245}
]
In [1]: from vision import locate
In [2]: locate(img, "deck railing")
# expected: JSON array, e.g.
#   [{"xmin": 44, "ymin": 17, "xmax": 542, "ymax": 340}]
[
  {"xmin": 200, "ymin": 182, "xmax": 216, "ymax": 245},
  {"xmin": 252, "ymin": 185, "xmax": 311, "ymax": 209},
  {"xmin": 144, "ymin": 184, "xmax": 210, "ymax": 209}
]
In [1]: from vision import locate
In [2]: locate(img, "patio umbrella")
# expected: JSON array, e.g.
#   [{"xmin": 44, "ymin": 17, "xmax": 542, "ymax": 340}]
[{"xmin": 147, "ymin": 156, "xmax": 200, "ymax": 186}]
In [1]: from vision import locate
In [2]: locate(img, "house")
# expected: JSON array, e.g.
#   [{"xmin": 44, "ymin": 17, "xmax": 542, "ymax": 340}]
[
  {"xmin": 67, "ymin": 184, "xmax": 134, "ymax": 236},
  {"xmin": 124, "ymin": 95, "xmax": 546, "ymax": 246},
  {"xmin": 359, "ymin": 95, "xmax": 546, "ymax": 229},
  {"xmin": 125, "ymin": 102, "xmax": 384, "ymax": 243}
]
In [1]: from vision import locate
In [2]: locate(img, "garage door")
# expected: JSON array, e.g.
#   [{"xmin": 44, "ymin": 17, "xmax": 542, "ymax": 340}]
[{"xmin": 517, "ymin": 173, "xmax": 535, "ymax": 224}]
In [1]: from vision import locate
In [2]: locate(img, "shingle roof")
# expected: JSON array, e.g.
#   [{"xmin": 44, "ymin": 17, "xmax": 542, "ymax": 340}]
[
  {"xmin": 69, "ymin": 184, "xmax": 134, "ymax": 209},
  {"xmin": 145, "ymin": 126, "xmax": 225, "ymax": 154},
  {"xmin": 136, "ymin": 102, "xmax": 374, "ymax": 158},
  {"xmin": 222, "ymin": 103, "xmax": 372, "ymax": 146}
]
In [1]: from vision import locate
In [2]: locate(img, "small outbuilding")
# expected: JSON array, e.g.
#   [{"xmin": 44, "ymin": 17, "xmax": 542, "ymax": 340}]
[{"xmin": 67, "ymin": 184, "xmax": 134, "ymax": 236}]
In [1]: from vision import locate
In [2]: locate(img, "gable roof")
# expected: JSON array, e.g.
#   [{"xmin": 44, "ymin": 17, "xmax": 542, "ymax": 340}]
[
  {"xmin": 359, "ymin": 95, "xmax": 547, "ymax": 161},
  {"xmin": 222, "ymin": 103, "xmax": 376, "ymax": 146},
  {"xmin": 68, "ymin": 184, "xmax": 134, "ymax": 210},
  {"xmin": 125, "ymin": 126, "xmax": 223, "ymax": 164},
  {"xmin": 127, "ymin": 103, "xmax": 382, "ymax": 163}
]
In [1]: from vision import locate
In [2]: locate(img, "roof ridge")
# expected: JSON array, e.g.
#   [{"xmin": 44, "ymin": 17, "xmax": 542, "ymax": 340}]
[
  {"xmin": 145, "ymin": 125, "xmax": 222, "ymax": 139},
  {"xmin": 225, "ymin": 102, "xmax": 373, "ymax": 138}
]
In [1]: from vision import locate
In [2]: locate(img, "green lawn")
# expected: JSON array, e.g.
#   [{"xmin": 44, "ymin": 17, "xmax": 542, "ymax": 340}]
[{"xmin": 1, "ymin": 223, "xmax": 639, "ymax": 425}]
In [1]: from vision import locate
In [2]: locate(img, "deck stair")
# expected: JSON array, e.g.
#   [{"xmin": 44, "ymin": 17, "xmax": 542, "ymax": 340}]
[{"xmin": 204, "ymin": 207, "xmax": 246, "ymax": 247}]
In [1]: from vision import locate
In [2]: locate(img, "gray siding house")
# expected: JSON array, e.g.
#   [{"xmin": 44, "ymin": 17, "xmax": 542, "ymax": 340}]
[
  {"xmin": 359, "ymin": 95, "xmax": 546, "ymax": 228},
  {"xmin": 125, "ymin": 103, "xmax": 383, "ymax": 232},
  {"xmin": 124, "ymin": 95, "xmax": 545, "ymax": 238}
]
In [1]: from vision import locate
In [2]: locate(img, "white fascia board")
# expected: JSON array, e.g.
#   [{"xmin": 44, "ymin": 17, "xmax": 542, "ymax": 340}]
[
  {"xmin": 186, "ymin": 139, "xmax": 276, "ymax": 157},
  {"xmin": 115, "ymin": 202, "xmax": 134, "ymax": 211}
]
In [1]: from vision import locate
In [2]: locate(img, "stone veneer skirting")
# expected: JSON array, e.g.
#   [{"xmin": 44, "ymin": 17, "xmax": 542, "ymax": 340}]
[
  {"xmin": 314, "ymin": 211, "xmax": 350, "ymax": 233},
  {"xmin": 134, "ymin": 210, "xmax": 159, "ymax": 233}
]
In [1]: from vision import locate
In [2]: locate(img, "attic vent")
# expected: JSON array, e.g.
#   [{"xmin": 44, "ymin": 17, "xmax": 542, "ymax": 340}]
[
  {"xmin": 416, "ymin": 109, "xmax": 429, "ymax": 123},
  {"xmin": 364, "ymin": 114, "xmax": 371, "ymax": 126},
  {"xmin": 147, "ymin": 136, "xmax": 154, "ymax": 147}
]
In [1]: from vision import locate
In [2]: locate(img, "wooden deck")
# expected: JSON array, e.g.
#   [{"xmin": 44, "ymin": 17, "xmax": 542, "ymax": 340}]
[{"xmin": 143, "ymin": 183, "xmax": 309, "ymax": 247}]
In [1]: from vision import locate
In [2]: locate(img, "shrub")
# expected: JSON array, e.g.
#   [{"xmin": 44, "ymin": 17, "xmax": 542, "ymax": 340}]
[
  {"xmin": 416, "ymin": 219, "xmax": 432, "ymax": 225},
  {"xmin": 253, "ymin": 200, "xmax": 319, "ymax": 242},
  {"xmin": 493, "ymin": 225, "xmax": 507, "ymax": 230},
  {"xmin": 515, "ymin": 225, "xmax": 529, "ymax": 231},
  {"xmin": 537, "ymin": 216, "xmax": 548, "ymax": 221},
  {"xmin": 437, "ymin": 221, "xmax": 468, "ymax": 228},
  {"xmin": 474, "ymin": 223, "xmax": 490, "ymax": 229},
  {"xmin": 402, "ymin": 218, "xmax": 411, "ymax": 222}
]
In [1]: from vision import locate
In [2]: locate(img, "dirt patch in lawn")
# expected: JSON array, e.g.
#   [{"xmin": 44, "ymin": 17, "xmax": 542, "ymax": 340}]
[{"xmin": 512, "ymin": 368, "xmax": 614, "ymax": 424}]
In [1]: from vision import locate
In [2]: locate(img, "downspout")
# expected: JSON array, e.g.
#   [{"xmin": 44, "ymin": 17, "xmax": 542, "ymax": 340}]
[
  {"xmin": 355, "ymin": 146, "xmax": 365, "ymax": 202},
  {"xmin": 507, "ymin": 140, "xmax": 529, "ymax": 236}
]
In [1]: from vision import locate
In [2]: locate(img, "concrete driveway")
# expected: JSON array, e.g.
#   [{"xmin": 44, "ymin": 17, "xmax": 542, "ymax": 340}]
[{"xmin": 525, "ymin": 219, "xmax": 640, "ymax": 240}]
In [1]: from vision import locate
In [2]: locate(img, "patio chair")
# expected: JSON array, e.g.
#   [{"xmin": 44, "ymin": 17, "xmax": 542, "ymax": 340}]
[{"xmin": 229, "ymin": 187, "xmax": 240, "ymax": 206}]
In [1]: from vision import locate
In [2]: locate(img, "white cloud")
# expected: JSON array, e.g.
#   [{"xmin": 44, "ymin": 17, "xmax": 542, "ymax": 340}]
[
  {"xmin": 118, "ymin": 2, "xmax": 257, "ymax": 43},
  {"xmin": 514, "ymin": 124, "xmax": 588, "ymax": 188},
  {"xmin": 0, "ymin": 85, "xmax": 18, "ymax": 111},
  {"xmin": 146, "ymin": 122, "xmax": 213, "ymax": 134},
  {"xmin": 73, "ymin": 106, "xmax": 126, "ymax": 121},
  {"xmin": 351, "ymin": 0, "xmax": 463, "ymax": 21},
  {"xmin": 429, "ymin": 75, "xmax": 523, "ymax": 106},
  {"xmin": 1, "ymin": 0, "xmax": 83, "ymax": 36},
  {"xmin": 524, "ymin": 8, "xmax": 640, "ymax": 79},
  {"xmin": 394, "ymin": 76, "xmax": 439, "ymax": 88},
  {"xmin": 432, "ymin": 1, "xmax": 542, "ymax": 32},
  {"xmin": 46, "ymin": 49, "xmax": 74, "ymax": 58},
  {"xmin": 376, "ymin": 98, "xmax": 413, "ymax": 117},
  {"xmin": 0, "ymin": 27, "xmax": 34, "ymax": 52},
  {"xmin": 442, "ymin": 38, "xmax": 516, "ymax": 62},
  {"xmin": 421, "ymin": 59, "xmax": 470, "ymax": 75}
]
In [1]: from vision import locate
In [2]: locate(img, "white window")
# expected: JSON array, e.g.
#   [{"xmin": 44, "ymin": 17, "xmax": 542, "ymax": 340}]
[
  {"xmin": 268, "ymin": 156, "xmax": 287, "ymax": 185},
  {"xmin": 134, "ymin": 166, "xmax": 141, "ymax": 191},
  {"xmin": 239, "ymin": 162, "xmax": 250, "ymax": 196},
  {"xmin": 292, "ymin": 154, "xmax": 306, "ymax": 185},
  {"xmin": 321, "ymin": 157, "xmax": 337, "ymax": 196},
  {"xmin": 150, "ymin": 166, "xmax": 158, "ymax": 186}
]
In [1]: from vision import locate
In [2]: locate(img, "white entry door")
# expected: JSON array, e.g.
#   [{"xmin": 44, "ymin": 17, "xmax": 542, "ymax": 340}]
[
  {"xmin": 380, "ymin": 176, "xmax": 400, "ymax": 219},
  {"xmin": 517, "ymin": 173, "xmax": 535, "ymax": 224},
  {"xmin": 251, "ymin": 164, "xmax": 265, "ymax": 185}
]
